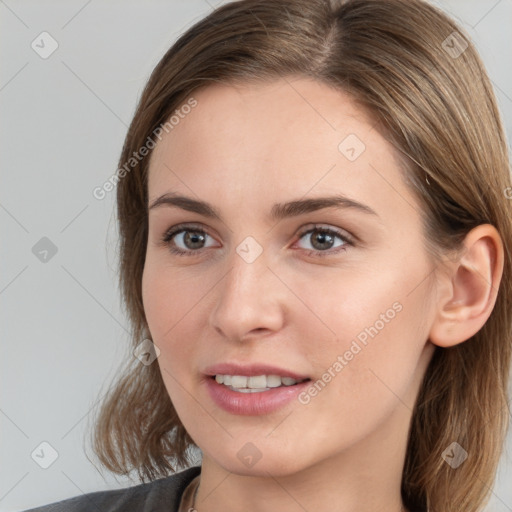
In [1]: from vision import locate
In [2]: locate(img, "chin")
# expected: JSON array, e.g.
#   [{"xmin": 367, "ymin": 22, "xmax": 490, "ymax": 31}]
[{"xmin": 208, "ymin": 444, "xmax": 314, "ymax": 478}]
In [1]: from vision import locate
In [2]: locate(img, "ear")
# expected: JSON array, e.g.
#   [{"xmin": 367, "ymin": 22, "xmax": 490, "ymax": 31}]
[{"xmin": 429, "ymin": 224, "xmax": 504, "ymax": 348}]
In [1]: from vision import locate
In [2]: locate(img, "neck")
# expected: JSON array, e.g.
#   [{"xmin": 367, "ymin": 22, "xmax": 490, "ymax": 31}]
[{"xmin": 196, "ymin": 458, "xmax": 406, "ymax": 512}]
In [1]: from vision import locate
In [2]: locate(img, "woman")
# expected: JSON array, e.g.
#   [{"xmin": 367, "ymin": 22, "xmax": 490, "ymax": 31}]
[{"xmin": 24, "ymin": 0, "xmax": 512, "ymax": 511}]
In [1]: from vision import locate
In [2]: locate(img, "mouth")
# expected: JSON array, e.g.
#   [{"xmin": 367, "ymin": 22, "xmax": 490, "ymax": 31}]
[
  {"xmin": 202, "ymin": 364, "xmax": 312, "ymax": 415},
  {"xmin": 211, "ymin": 374, "xmax": 310, "ymax": 393}
]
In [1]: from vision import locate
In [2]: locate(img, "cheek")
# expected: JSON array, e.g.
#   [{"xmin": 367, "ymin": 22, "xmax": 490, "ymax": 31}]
[
  {"xmin": 286, "ymin": 287, "xmax": 430, "ymax": 454},
  {"xmin": 142, "ymin": 264, "xmax": 197, "ymax": 418},
  {"xmin": 141, "ymin": 261, "xmax": 197, "ymax": 378},
  {"xmin": 142, "ymin": 256, "xmax": 206, "ymax": 344},
  {"xmin": 296, "ymin": 258, "xmax": 432, "ymax": 399}
]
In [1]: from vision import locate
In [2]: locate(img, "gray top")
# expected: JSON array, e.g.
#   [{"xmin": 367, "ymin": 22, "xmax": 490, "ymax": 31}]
[{"xmin": 21, "ymin": 466, "xmax": 201, "ymax": 512}]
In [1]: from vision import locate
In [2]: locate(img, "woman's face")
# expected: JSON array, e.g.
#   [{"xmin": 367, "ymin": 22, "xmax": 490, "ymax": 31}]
[{"xmin": 142, "ymin": 77, "xmax": 437, "ymax": 476}]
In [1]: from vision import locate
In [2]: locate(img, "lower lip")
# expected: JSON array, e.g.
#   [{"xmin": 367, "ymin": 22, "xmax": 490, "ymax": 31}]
[{"xmin": 204, "ymin": 377, "xmax": 311, "ymax": 415}]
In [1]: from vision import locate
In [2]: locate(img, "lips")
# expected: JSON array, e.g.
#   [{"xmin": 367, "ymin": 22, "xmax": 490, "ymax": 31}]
[{"xmin": 202, "ymin": 362, "xmax": 312, "ymax": 415}]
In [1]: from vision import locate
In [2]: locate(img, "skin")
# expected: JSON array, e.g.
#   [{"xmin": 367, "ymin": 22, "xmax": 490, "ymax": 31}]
[{"xmin": 142, "ymin": 76, "xmax": 504, "ymax": 512}]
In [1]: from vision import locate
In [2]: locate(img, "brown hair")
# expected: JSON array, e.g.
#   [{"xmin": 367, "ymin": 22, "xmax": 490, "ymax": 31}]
[{"xmin": 89, "ymin": 1, "xmax": 512, "ymax": 511}]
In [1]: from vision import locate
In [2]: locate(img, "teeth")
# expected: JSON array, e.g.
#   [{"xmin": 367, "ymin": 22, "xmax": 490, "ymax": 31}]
[
  {"xmin": 231, "ymin": 387, "xmax": 268, "ymax": 393},
  {"xmin": 248, "ymin": 375, "xmax": 267, "ymax": 388},
  {"xmin": 266, "ymin": 375, "xmax": 282, "ymax": 388},
  {"xmin": 214, "ymin": 374, "xmax": 304, "ymax": 392},
  {"xmin": 231, "ymin": 375, "xmax": 248, "ymax": 388}
]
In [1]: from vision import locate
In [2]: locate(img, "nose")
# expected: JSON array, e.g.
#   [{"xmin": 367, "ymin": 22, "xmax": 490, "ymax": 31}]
[{"xmin": 209, "ymin": 241, "xmax": 287, "ymax": 343}]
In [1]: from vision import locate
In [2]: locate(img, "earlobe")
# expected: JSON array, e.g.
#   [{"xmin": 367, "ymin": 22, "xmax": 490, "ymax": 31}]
[{"xmin": 428, "ymin": 224, "xmax": 504, "ymax": 348}]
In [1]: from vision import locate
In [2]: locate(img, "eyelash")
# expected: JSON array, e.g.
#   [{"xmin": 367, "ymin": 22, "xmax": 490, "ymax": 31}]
[{"xmin": 160, "ymin": 223, "xmax": 355, "ymax": 258}]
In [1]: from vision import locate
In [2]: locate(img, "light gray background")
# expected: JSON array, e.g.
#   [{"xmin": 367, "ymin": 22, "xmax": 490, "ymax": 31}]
[{"xmin": 1, "ymin": 1, "xmax": 511, "ymax": 511}]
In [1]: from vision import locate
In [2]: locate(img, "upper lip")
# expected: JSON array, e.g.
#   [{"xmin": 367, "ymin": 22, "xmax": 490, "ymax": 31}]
[{"xmin": 203, "ymin": 362, "xmax": 310, "ymax": 380}]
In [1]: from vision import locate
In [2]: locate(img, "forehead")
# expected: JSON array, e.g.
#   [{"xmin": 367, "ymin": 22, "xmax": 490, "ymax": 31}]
[
  {"xmin": 147, "ymin": 77, "xmax": 419, "ymax": 227},
  {"xmin": 153, "ymin": 77, "xmax": 377, "ymax": 157}
]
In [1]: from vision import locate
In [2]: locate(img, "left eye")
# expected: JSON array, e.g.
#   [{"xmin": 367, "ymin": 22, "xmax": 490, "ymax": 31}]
[{"xmin": 294, "ymin": 226, "xmax": 353, "ymax": 257}]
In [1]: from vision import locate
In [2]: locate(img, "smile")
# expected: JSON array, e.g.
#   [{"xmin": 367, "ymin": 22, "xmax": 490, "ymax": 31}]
[{"xmin": 214, "ymin": 374, "xmax": 307, "ymax": 392}]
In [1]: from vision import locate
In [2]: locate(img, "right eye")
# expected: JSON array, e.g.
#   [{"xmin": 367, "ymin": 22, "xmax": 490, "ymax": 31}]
[{"xmin": 161, "ymin": 223, "xmax": 219, "ymax": 256}]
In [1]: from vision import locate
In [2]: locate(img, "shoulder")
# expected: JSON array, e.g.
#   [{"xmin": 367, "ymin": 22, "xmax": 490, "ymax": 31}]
[{"xmin": 21, "ymin": 466, "xmax": 201, "ymax": 512}]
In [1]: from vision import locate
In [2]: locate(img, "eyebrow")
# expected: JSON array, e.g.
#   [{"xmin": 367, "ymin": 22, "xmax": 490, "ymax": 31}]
[{"xmin": 148, "ymin": 192, "xmax": 379, "ymax": 222}]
